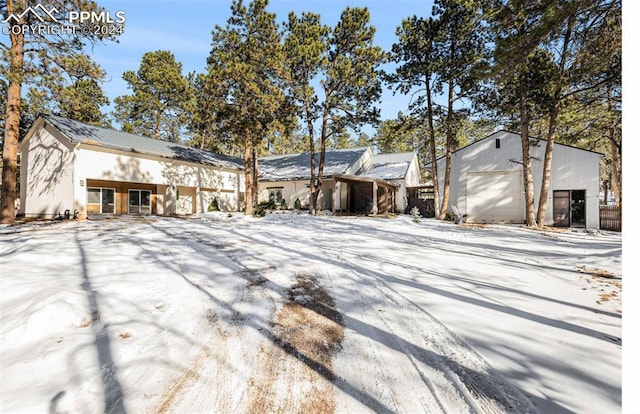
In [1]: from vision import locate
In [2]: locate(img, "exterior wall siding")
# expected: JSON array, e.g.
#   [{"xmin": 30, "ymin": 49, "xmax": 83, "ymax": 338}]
[
  {"xmin": 74, "ymin": 145, "xmax": 242, "ymax": 215},
  {"xmin": 258, "ymin": 180, "xmax": 310, "ymax": 208},
  {"xmin": 20, "ymin": 125, "xmax": 76, "ymax": 218},
  {"xmin": 395, "ymin": 156, "xmax": 421, "ymax": 212},
  {"xmin": 19, "ymin": 123, "xmax": 243, "ymax": 218},
  {"xmin": 436, "ymin": 131, "xmax": 601, "ymax": 228}
]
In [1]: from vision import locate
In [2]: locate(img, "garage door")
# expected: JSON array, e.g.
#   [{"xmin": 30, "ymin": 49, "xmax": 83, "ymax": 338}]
[{"xmin": 466, "ymin": 170, "xmax": 523, "ymax": 224}]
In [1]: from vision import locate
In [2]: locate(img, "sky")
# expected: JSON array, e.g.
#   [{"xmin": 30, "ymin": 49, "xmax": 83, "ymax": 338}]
[{"xmin": 88, "ymin": 0, "xmax": 436, "ymax": 125}]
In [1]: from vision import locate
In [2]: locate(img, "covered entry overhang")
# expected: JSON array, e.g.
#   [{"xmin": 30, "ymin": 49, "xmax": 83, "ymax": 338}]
[{"xmin": 332, "ymin": 174, "xmax": 399, "ymax": 215}]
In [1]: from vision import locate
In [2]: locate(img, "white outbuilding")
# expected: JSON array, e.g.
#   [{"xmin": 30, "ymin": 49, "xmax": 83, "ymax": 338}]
[{"xmin": 435, "ymin": 130, "xmax": 602, "ymax": 228}]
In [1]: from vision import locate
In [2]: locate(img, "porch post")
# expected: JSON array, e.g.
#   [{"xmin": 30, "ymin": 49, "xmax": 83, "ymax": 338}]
[
  {"xmin": 384, "ymin": 186, "xmax": 389, "ymax": 213},
  {"xmin": 372, "ymin": 181, "xmax": 378, "ymax": 216},
  {"xmin": 332, "ymin": 180, "xmax": 337, "ymax": 215},
  {"xmin": 392, "ymin": 189, "xmax": 396, "ymax": 213}
]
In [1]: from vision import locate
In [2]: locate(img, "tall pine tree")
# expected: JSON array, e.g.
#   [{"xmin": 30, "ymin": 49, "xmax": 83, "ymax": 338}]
[
  {"xmin": 208, "ymin": 0, "xmax": 286, "ymax": 214},
  {"xmin": 1, "ymin": 0, "xmax": 121, "ymax": 223},
  {"xmin": 113, "ymin": 50, "xmax": 192, "ymax": 142}
]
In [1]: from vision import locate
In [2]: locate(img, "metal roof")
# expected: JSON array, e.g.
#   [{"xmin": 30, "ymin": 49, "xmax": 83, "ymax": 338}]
[
  {"xmin": 358, "ymin": 152, "xmax": 415, "ymax": 180},
  {"xmin": 41, "ymin": 114, "xmax": 245, "ymax": 170},
  {"xmin": 259, "ymin": 147, "xmax": 368, "ymax": 181}
]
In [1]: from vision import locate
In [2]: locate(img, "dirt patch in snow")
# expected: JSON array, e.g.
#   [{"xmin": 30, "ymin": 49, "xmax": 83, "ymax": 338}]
[
  {"xmin": 246, "ymin": 273, "xmax": 344, "ymax": 413},
  {"xmin": 578, "ymin": 266, "xmax": 622, "ymax": 314},
  {"xmin": 279, "ymin": 273, "xmax": 344, "ymax": 375},
  {"xmin": 576, "ymin": 265, "xmax": 618, "ymax": 279}
]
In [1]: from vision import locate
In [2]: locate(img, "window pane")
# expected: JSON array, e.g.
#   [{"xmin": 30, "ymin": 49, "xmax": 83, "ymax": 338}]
[
  {"xmin": 87, "ymin": 188, "xmax": 101, "ymax": 204},
  {"xmin": 129, "ymin": 190, "xmax": 140, "ymax": 206},
  {"xmin": 141, "ymin": 191, "xmax": 151, "ymax": 207},
  {"xmin": 102, "ymin": 189, "xmax": 115, "ymax": 214},
  {"xmin": 102, "ymin": 189, "xmax": 114, "ymax": 204}
]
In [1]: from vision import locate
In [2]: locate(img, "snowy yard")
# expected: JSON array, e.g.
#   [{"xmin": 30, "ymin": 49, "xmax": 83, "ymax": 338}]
[{"xmin": 0, "ymin": 213, "xmax": 621, "ymax": 413}]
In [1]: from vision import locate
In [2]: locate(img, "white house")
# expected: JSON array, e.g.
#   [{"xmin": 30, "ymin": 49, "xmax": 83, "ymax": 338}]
[
  {"xmin": 258, "ymin": 148, "xmax": 421, "ymax": 214},
  {"xmin": 18, "ymin": 114, "xmax": 245, "ymax": 219},
  {"xmin": 360, "ymin": 152, "xmax": 422, "ymax": 212},
  {"xmin": 435, "ymin": 130, "xmax": 602, "ymax": 228}
]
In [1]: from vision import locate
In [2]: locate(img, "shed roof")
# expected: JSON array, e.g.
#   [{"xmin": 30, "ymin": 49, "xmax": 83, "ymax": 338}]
[
  {"xmin": 38, "ymin": 114, "xmax": 245, "ymax": 170},
  {"xmin": 259, "ymin": 147, "xmax": 368, "ymax": 181}
]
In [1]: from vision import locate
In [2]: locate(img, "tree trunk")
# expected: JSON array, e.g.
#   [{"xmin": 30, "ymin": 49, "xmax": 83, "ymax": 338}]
[
  {"xmin": 437, "ymin": 77, "xmax": 455, "ymax": 220},
  {"xmin": 426, "ymin": 73, "xmax": 440, "ymax": 219},
  {"xmin": 537, "ymin": 15, "xmax": 573, "ymax": 227},
  {"xmin": 310, "ymin": 105, "xmax": 330, "ymax": 215},
  {"xmin": 609, "ymin": 130, "xmax": 621, "ymax": 207},
  {"xmin": 305, "ymin": 94, "xmax": 317, "ymax": 215},
  {"xmin": 1, "ymin": 1, "xmax": 26, "ymax": 224},
  {"xmin": 519, "ymin": 72, "xmax": 537, "ymax": 227},
  {"xmin": 243, "ymin": 127, "xmax": 253, "ymax": 215},
  {"xmin": 153, "ymin": 108, "xmax": 162, "ymax": 139},
  {"xmin": 536, "ymin": 101, "xmax": 559, "ymax": 226},
  {"xmin": 607, "ymin": 86, "xmax": 622, "ymax": 208},
  {"xmin": 251, "ymin": 146, "xmax": 259, "ymax": 206}
]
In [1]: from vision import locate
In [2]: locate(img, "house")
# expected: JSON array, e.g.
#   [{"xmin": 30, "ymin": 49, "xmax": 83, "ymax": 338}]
[
  {"xmin": 435, "ymin": 130, "xmax": 602, "ymax": 228},
  {"xmin": 257, "ymin": 147, "xmax": 421, "ymax": 214},
  {"xmin": 18, "ymin": 114, "xmax": 245, "ymax": 219}
]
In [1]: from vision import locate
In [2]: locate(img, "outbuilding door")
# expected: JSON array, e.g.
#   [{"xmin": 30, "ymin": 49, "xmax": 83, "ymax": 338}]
[
  {"xmin": 466, "ymin": 171, "xmax": 523, "ymax": 223},
  {"xmin": 553, "ymin": 190, "xmax": 586, "ymax": 227}
]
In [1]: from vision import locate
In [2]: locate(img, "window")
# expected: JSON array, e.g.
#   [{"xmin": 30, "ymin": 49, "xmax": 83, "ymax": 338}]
[
  {"xmin": 268, "ymin": 188, "xmax": 283, "ymax": 203},
  {"xmin": 495, "ymin": 138, "xmax": 501, "ymax": 149},
  {"xmin": 87, "ymin": 188, "xmax": 115, "ymax": 214},
  {"xmin": 129, "ymin": 190, "xmax": 151, "ymax": 214}
]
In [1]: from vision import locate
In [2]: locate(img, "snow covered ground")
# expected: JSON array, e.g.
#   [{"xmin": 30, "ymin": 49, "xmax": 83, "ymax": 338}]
[{"xmin": 0, "ymin": 213, "xmax": 621, "ymax": 413}]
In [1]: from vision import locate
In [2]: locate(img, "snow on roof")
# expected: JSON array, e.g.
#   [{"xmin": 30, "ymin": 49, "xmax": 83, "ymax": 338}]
[
  {"xmin": 358, "ymin": 152, "xmax": 415, "ymax": 180},
  {"xmin": 40, "ymin": 114, "xmax": 245, "ymax": 170},
  {"xmin": 259, "ymin": 147, "xmax": 368, "ymax": 181}
]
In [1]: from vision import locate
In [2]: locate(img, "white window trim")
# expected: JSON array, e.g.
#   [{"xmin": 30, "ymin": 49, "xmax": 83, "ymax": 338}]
[
  {"xmin": 128, "ymin": 189, "xmax": 152, "ymax": 215},
  {"xmin": 87, "ymin": 187, "xmax": 116, "ymax": 214}
]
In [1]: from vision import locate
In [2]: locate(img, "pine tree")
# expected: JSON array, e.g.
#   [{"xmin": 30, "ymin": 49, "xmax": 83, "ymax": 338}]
[
  {"xmin": 1, "ymin": 0, "xmax": 121, "ymax": 223},
  {"xmin": 390, "ymin": 15, "xmax": 442, "ymax": 217},
  {"xmin": 283, "ymin": 11, "xmax": 329, "ymax": 213},
  {"xmin": 431, "ymin": 0, "xmax": 486, "ymax": 220},
  {"xmin": 285, "ymin": 7, "xmax": 385, "ymax": 214},
  {"xmin": 113, "ymin": 50, "xmax": 192, "ymax": 142},
  {"xmin": 208, "ymin": 0, "xmax": 286, "ymax": 215}
]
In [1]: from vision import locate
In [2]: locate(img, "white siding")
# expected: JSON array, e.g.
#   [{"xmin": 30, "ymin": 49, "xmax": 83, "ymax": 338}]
[
  {"xmin": 74, "ymin": 145, "xmax": 242, "ymax": 213},
  {"xmin": 19, "ymin": 122, "xmax": 244, "ymax": 217},
  {"xmin": 197, "ymin": 190, "xmax": 238, "ymax": 213},
  {"xmin": 20, "ymin": 126, "xmax": 75, "ymax": 218},
  {"xmin": 436, "ymin": 131, "xmax": 601, "ymax": 228},
  {"xmin": 346, "ymin": 147, "xmax": 373, "ymax": 175},
  {"xmin": 257, "ymin": 179, "xmax": 349, "ymax": 211},
  {"xmin": 258, "ymin": 180, "xmax": 310, "ymax": 208},
  {"xmin": 395, "ymin": 155, "xmax": 421, "ymax": 212},
  {"xmin": 75, "ymin": 145, "xmax": 240, "ymax": 190}
]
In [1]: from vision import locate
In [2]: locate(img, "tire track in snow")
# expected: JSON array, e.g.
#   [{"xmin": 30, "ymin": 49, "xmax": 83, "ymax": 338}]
[{"xmin": 360, "ymin": 268, "xmax": 536, "ymax": 413}]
